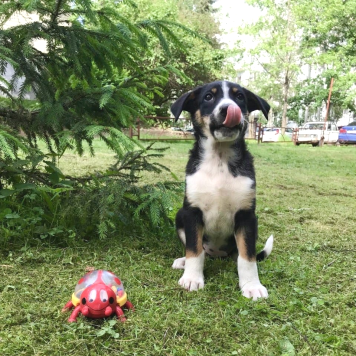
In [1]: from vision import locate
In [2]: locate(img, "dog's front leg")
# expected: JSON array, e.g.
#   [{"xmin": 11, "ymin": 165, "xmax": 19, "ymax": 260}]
[
  {"xmin": 174, "ymin": 207, "xmax": 205, "ymax": 291},
  {"xmin": 235, "ymin": 209, "xmax": 268, "ymax": 300}
]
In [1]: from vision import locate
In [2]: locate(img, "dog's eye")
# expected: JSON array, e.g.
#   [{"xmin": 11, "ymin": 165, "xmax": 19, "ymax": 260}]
[
  {"xmin": 204, "ymin": 93, "xmax": 214, "ymax": 102},
  {"xmin": 235, "ymin": 92, "xmax": 244, "ymax": 100}
]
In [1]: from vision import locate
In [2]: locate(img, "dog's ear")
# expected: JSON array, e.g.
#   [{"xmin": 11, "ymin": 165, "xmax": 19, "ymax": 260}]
[
  {"xmin": 243, "ymin": 87, "xmax": 270, "ymax": 120},
  {"xmin": 171, "ymin": 87, "xmax": 201, "ymax": 121}
]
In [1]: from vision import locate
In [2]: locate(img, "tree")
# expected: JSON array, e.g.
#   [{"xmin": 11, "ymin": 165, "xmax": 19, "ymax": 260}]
[
  {"xmin": 289, "ymin": 0, "xmax": 356, "ymax": 121},
  {"xmin": 231, "ymin": 0, "xmax": 356, "ymax": 127},
  {"xmin": 236, "ymin": 0, "xmax": 303, "ymax": 131},
  {"xmin": 0, "ymin": 0, "xmax": 205, "ymax": 241},
  {"xmin": 116, "ymin": 0, "xmax": 225, "ymax": 116},
  {"xmin": 0, "ymin": 0, "xmax": 203, "ymax": 159},
  {"xmin": 295, "ymin": 0, "xmax": 356, "ymax": 57}
]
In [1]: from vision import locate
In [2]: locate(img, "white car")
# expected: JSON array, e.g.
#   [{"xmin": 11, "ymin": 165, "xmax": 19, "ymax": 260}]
[
  {"xmin": 295, "ymin": 121, "xmax": 338, "ymax": 146},
  {"xmin": 262, "ymin": 127, "xmax": 294, "ymax": 142}
]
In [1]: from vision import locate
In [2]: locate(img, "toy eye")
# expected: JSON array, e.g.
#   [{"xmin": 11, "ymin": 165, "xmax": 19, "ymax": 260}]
[
  {"xmin": 235, "ymin": 92, "xmax": 244, "ymax": 100},
  {"xmin": 89, "ymin": 290, "xmax": 96, "ymax": 302},
  {"xmin": 81, "ymin": 298, "xmax": 86, "ymax": 305},
  {"xmin": 109, "ymin": 297, "xmax": 115, "ymax": 304},
  {"xmin": 100, "ymin": 290, "xmax": 108, "ymax": 302},
  {"xmin": 204, "ymin": 93, "xmax": 214, "ymax": 102}
]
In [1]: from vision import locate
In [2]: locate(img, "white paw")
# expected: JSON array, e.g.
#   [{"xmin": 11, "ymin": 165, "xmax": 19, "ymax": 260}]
[
  {"xmin": 179, "ymin": 272, "xmax": 204, "ymax": 291},
  {"xmin": 241, "ymin": 281, "xmax": 268, "ymax": 301},
  {"xmin": 172, "ymin": 257, "xmax": 186, "ymax": 269}
]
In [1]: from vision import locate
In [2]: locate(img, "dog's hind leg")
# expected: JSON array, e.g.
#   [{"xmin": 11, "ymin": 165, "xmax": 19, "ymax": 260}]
[
  {"xmin": 172, "ymin": 208, "xmax": 187, "ymax": 269},
  {"xmin": 175, "ymin": 207, "xmax": 186, "ymax": 244},
  {"xmin": 172, "ymin": 207, "xmax": 205, "ymax": 291},
  {"xmin": 172, "ymin": 256, "xmax": 186, "ymax": 269}
]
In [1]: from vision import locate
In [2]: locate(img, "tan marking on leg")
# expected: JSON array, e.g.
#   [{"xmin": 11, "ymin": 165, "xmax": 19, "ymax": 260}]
[
  {"xmin": 186, "ymin": 226, "xmax": 204, "ymax": 258},
  {"xmin": 235, "ymin": 230, "xmax": 256, "ymax": 262},
  {"xmin": 186, "ymin": 250, "xmax": 204, "ymax": 258}
]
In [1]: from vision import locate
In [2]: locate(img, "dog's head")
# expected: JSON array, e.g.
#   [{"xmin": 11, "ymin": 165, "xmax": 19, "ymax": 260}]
[{"xmin": 171, "ymin": 81, "xmax": 270, "ymax": 142}]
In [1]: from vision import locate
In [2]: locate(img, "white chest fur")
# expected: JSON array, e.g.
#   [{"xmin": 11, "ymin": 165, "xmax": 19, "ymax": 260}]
[{"xmin": 186, "ymin": 140, "xmax": 255, "ymax": 242}]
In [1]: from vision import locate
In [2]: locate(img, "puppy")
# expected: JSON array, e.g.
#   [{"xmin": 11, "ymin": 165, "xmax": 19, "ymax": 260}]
[{"xmin": 170, "ymin": 80, "xmax": 273, "ymax": 300}]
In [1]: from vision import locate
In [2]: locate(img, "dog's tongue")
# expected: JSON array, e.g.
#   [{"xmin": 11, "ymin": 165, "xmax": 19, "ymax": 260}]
[{"xmin": 223, "ymin": 105, "xmax": 242, "ymax": 128}]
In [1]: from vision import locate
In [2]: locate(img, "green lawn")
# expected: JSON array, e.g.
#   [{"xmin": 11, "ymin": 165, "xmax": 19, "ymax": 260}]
[{"xmin": 1, "ymin": 141, "xmax": 356, "ymax": 355}]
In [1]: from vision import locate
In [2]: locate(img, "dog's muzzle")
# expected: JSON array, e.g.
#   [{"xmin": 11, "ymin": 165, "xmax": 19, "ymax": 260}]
[
  {"xmin": 210, "ymin": 104, "xmax": 245, "ymax": 142},
  {"xmin": 222, "ymin": 104, "xmax": 243, "ymax": 128}
]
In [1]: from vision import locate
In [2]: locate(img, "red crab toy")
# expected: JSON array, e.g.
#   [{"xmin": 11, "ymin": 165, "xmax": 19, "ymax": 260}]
[{"xmin": 62, "ymin": 270, "xmax": 134, "ymax": 322}]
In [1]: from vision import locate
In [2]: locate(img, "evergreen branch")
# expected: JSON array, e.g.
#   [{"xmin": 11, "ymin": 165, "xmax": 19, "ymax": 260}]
[
  {"xmin": 51, "ymin": 0, "xmax": 64, "ymax": 24},
  {"xmin": 0, "ymin": 107, "xmax": 39, "ymax": 124},
  {"xmin": 0, "ymin": 84, "xmax": 15, "ymax": 101}
]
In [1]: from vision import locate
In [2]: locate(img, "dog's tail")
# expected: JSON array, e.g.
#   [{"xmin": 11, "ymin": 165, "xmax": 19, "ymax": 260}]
[{"xmin": 256, "ymin": 235, "xmax": 274, "ymax": 262}]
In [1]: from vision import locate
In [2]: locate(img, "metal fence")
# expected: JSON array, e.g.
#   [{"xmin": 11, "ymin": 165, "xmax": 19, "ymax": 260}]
[
  {"xmin": 128, "ymin": 117, "xmax": 194, "ymax": 141},
  {"xmin": 256, "ymin": 124, "xmax": 296, "ymax": 144},
  {"xmin": 127, "ymin": 117, "xmax": 295, "ymax": 143}
]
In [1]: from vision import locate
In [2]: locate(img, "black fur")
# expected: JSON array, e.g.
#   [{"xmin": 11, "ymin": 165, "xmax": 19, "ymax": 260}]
[
  {"xmin": 171, "ymin": 80, "xmax": 272, "ymax": 295},
  {"xmin": 171, "ymin": 81, "xmax": 270, "ymax": 122}
]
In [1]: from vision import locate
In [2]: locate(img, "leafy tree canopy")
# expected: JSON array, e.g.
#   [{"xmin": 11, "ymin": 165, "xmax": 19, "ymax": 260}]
[
  {"xmin": 290, "ymin": 0, "xmax": 356, "ymax": 118},
  {"xmin": 232, "ymin": 0, "xmax": 356, "ymax": 125},
  {"xmin": 115, "ymin": 0, "xmax": 225, "ymax": 115},
  {"xmin": 0, "ymin": 0, "xmax": 214, "ymax": 159},
  {"xmin": 1, "ymin": 0, "xmax": 218, "ymax": 241}
]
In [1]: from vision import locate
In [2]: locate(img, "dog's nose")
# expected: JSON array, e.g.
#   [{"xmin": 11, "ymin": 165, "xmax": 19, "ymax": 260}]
[
  {"xmin": 222, "ymin": 104, "xmax": 242, "ymax": 128},
  {"xmin": 220, "ymin": 105, "xmax": 229, "ymax": 118}
]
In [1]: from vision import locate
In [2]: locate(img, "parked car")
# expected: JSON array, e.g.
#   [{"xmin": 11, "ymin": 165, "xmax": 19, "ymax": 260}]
[
  {"xmin": 286, "ymin": 121, "xmax": 298, "ymax": 129},
  {"xmin": 338, "ymin": 121, "xmax": 356, "ymax": 143},
  {"xmin": 261, "ymin": 127, "xmax": 293, "ymax": 142},
  {"xmin": 284, "ymin": 128, "xmax": 294, "ymax": 138},
  {"xmin": 183, "ymin": 125, "xmax": 194, "ymax": 134},
  {"xmin": 295, "ymin": 121, "xmax": 339, "ymax": 146}
]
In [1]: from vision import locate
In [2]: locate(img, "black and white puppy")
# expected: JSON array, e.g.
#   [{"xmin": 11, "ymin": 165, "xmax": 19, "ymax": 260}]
[{"xmin": 170, "ymin": 80, "xmax": 273, "ymax": 300}]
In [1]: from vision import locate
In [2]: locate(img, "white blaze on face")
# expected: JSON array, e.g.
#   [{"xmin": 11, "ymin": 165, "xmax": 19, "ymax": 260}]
[
  {"xmin": 210, "ymin": 81, "xmax": 244, "ymax": 142},
  {"xmin": 222, "ymin": 80, "xmax": 231, "ymax": 101},
  {"xmin": 212, "ymin": 81, "xmax": 236, "ymax": 118}
]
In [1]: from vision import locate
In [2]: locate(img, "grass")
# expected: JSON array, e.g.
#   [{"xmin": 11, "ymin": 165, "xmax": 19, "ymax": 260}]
[{"xmin": 1, "ymin": 141, "xmax": 356, "ymax": 355}]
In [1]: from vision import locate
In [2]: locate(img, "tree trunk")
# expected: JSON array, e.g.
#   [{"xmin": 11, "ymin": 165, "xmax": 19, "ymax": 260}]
[
  {"xmin": 281, "ymin": 73, "xmax": 289, "ymax": 134},
  {"xmin": 267, "ymin": 107, "xmax": 274, "ymax": 127},
  {"xmin": 304, "ymin": 106, "xmax": 309, "ymax": 123},
  {"xmin": 248, "ymin": 113, "xmax": 255, "ymax": 138},
  {"xmin": 304, "ymin": 64, "xmax": 312, "ymax": 123},
  {"xmin": 281, "ymin": 0, "xmax": 291, "ymax": 135}
]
